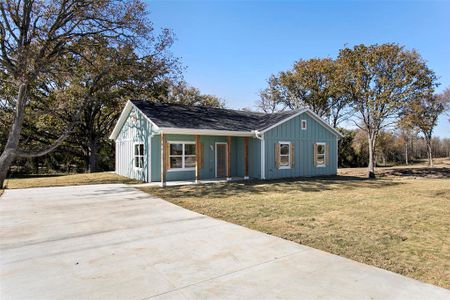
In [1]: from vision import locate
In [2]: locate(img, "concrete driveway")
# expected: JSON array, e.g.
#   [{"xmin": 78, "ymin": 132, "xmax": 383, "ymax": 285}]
[{"xmin": 1, "ymin": 184, "xmax": 448, "ymax": 300}]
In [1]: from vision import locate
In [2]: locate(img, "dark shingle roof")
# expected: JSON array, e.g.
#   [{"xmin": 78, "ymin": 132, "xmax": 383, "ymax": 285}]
[{"xmin": 130, "ymin": 100, "xmax": 300, "ymax": 132}]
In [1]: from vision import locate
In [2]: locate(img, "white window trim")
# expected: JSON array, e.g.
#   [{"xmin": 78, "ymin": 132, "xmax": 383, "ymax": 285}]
[
  {"xmin": 301, "ymin": 119, "xmax": 307, "ymax": 130},
  {"xmin": 133, "ymin": 142, "xmax": 144, "ymax": 170},
  {"xmin": 315, "ymin": 142, "xmax": 326, "ymax": 167},
  {"xmin": 279, "ymin": 141, "xmax": 291, "ymax": 169},
  {"xmin": 168, "ymin": 141, "xmax": 196, "ymax": 172}
]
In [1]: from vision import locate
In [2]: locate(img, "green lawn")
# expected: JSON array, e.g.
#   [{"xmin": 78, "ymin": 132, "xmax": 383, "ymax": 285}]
[
  {"xmin": 3, "ymin": 172, "xmax": 141, "ymax": 189},
  {"xmin": 141, "ymin": 165, "xmax": 450, "ymax": 289}
]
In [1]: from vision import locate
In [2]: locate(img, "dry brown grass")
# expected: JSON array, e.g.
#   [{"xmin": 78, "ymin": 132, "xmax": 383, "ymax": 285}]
[
  {"xmin": 4, "ymin": 172, "xmax": 141, "ymax": 189},
  {"xmin": 339, "ymin": 157, "xmax": 450, "ymax": 178},
  {"xmin": 141, "ymin": 160, "xmax": 450, "ymax": 288}
]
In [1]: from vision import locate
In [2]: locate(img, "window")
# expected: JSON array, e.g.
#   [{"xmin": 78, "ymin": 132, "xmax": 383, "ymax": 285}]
[
  {"xmin": 315, "ymin": 143, "xmax": 326, "ymax": 167},
  {"xmin": 279, "ymin": 142, "xmax": 291, "ymax": 169},
  {"xmin": 169, "ymin": 142, "xmax": 196, "ymax": 170},
  {"xmin": 134, "ymin": 143, "xmax": 144, "ymax": 169},
  {"xmin": 301, "ymin": 120, "xmax": 307, "ymax": 130}
]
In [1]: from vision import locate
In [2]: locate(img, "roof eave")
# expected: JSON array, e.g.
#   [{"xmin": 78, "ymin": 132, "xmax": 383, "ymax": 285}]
[
  {"xmin": 259, "ymin": 108, "xmax": 343, "ymax": 138},
  {"xmin": 158, "ymin": 127, "xmax": 255, "ymax": 137},
  {"xmin": 109, "ymin": 101, "xmax": 160, "ymax": 140},
  {"xmin": 109, "ymin": 101, "xmax": 133, "ymax": 140}
]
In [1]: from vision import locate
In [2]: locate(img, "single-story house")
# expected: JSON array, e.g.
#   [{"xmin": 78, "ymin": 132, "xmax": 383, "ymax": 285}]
[{"xmin": 109, "ymin": 100, "xmax": 343, "ymax": 186}]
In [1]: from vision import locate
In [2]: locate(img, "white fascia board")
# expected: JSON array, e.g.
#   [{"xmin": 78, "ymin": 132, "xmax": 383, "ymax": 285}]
[
  {"xmin": 109, "ymin": 101, "xmax": 160, "ymax": 140},
  {"xmin": 109, "ymin": 101, "xmax": 133, "ymax": 140},
  {"xmin": 259, "ymin": 108, "xmax": 343, "ymax": 139},
  {"xmin": 135, "ymin": 106, "xmax": 160, "ymax": 131},
  {"xmin": 158, "ymin": 127, "xmax": 255, "ymax": 137},
  {"xmin": 303, "ymin": 109, "xmax": 344, "ymax": 138},
  {"xmin": 259, "ymin": 109, "xmax": 308, "ymax": 134}
]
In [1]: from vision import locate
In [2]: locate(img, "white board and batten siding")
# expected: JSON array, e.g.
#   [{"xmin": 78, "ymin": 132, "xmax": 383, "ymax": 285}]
[{"xmin": 115, "ymin": 106, "xmax": 153, "ymax": 182}]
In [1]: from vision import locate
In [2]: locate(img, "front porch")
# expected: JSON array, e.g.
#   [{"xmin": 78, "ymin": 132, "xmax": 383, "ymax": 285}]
[{"xmin": 152, "ymin": 134, "xmax": 260, "ymax": 186}]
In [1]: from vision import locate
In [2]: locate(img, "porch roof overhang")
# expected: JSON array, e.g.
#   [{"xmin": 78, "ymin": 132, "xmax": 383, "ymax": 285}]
[{"xmin": 157, "ymin": 127, "xmax": 256, "ymax": 137}]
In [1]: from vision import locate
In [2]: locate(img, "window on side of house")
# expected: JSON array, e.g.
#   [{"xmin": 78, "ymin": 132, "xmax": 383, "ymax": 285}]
[
  {"xmin": 134, "ymin": 143, "xmax": 144, "ymax": 169},
  {"xmin": 279, "ymin": 142, "xmax": 291, "ymax": 169},
  {"xmin": 169, "ymin": 142, "xmax": 196, "ymax": 170},
  {"xmin": 301, "ymin": 119, "xmax": 307, "ymax": 130},
  {"xmin": 315, "ymin": 143, "xmax": 326, "ymax": 167}
]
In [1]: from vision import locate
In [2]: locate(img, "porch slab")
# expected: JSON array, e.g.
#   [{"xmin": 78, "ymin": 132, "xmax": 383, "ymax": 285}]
[{"xmin": 134, "ymin": 177, "xmax": 246, "ymax": 187}]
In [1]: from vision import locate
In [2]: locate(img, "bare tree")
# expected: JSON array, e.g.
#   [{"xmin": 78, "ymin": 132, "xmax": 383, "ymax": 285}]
[
  {"xmin": 402, "ymin": 88, "xmax": 450, "ymax": 167},
  {"xmin": 0, "ymin": 0, "xmax": 148, "ymax": 186},
  {"xmin": 257, "ymin": 75, "xmax": 285, "ymax": 113}
]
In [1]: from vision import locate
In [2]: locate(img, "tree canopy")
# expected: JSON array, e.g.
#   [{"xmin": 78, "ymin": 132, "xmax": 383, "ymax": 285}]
[{"xmin": 259, "ymin": 43, "xmax": 440, "ymax": 178}]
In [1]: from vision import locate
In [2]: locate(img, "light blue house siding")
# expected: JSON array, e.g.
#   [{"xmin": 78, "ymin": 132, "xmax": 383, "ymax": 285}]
[
  {"xmin": 263, "ymin": 111, "xmax": 338, "ymax": 179},
  {"xmin": 114, "ymin": 106, "xmax": 338, "ymax": 182},
  {"xmin": 150, "ymin": 135, "xmax": 258, "ymax": 181}
]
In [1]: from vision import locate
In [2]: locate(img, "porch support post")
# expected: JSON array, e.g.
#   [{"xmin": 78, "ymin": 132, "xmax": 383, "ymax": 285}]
[
  {"xmin": 226, "ymin": 136, "xmax": 231, "ymax": 180},
  {"xmin": 260, "ymin": 134, "xmax": 265, "ymax": 179},
  {"xmin": 160, "ymin": 133, "xmax": 166, "ymax": 187},
  {"xmin": 244, "ymin": 137, "xmax": 249, "ymax": 179},
  {"xmin": 195, "ymin": 135, "xmax": 200, "ymax": 183}
]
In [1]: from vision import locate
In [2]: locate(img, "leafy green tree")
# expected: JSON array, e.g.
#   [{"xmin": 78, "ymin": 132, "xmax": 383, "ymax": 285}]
[
  {"xmin": 0, "ymin": 0, "xmax": 149, "ymax": 187},
  {"xmin": 337, "ymin": 128, "xmax": 359, "ymax": 168},
  {"xmin": 338, "ymin": 44, "xmax": 437, "ymax": 178}
]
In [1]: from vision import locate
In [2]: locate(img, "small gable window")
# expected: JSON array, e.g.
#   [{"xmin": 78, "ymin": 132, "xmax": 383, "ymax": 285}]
[
  {"xmin": 134, "ymin": 143, "xmax": 144, "ymax": 169},
  {"xmin": 301, "ymin": 120, "xmax": 307, "ymax": 130}
]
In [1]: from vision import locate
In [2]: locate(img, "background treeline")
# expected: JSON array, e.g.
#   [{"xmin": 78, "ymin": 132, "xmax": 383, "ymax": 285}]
[
  {"xmin": 0, "ymin": 1, "xmax": 449, "ymax": 183},
  {"xmin": 339, "ymin": 128, "xmax": 450, "ymax": 168},
  {"xmin": 0, "ymin": 0, "xmax": 224, "ymax": 184}
]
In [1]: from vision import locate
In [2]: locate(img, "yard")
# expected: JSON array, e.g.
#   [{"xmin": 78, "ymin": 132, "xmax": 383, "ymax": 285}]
[
  {"xmin": 141, "ymin": 159, "xmax": 450, "ymax": 289},
  {"xmin": 2, "ymin": 172, "xmax": 140, "ymax": 189},
  {"xmin": 1, "ymin": 160, "xmax": 449, "ymax": 289}
]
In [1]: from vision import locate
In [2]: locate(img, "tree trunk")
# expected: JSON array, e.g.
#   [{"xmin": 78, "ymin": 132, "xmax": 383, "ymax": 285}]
[
  {"xmin": 367, "ymin": 133, "xmax": 376, "ymax": 179},
  {"xmin": 426, "ymin": 137, "xmax": 433, "ymax": 167},
  {"xmin": 0, "ymin": 83, "xmax": 28, "ymax": 188},
  {"xmin": 88, "ymin": 137, "xmax": 98, "ymax": 173},
  {"xmin": 405, "ymin": 142, "xmax": 409, "ymax": 165}
]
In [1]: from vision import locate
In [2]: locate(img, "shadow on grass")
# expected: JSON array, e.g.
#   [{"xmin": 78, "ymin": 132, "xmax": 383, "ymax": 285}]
[
  {"xmin": 144, "ymin": 175, "xmax": 405, "ymax": 201},
  {"xmin": 379, "ymin": 167, "xmax": 450, "ymax": 179}
]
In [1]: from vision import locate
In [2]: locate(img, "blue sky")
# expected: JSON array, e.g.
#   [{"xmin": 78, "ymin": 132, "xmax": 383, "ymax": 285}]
[{"xmin": 148, "ymin": 0, "xmax": 450, "ymax": 138}]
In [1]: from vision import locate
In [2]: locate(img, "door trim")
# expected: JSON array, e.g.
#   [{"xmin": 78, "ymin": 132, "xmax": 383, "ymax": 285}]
[{"xmin": 215, "ymin": 142, "xmax": 228, "ymax": 178}]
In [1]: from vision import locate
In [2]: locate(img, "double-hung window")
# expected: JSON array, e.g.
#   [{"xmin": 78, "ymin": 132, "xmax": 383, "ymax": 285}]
[
  {"xmin": 279, "ymin": 142, "xmax": 291, "ymax": 169},
  {"xmin": 169, "ymin": 142, "xmax": 196, "ymax": 170},
  {"xmin": 134, "ymin": 143, "xmax": 144, "ymax": 169},
  {"xmin": 315, "ymin": 143, "xmax": 326, "ymax": 167}
]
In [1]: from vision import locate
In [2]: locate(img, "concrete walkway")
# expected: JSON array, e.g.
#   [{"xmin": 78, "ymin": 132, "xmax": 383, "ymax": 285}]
[{"xmin": 0, "ymin": 184, "xmax": 448, "ymax": 300}]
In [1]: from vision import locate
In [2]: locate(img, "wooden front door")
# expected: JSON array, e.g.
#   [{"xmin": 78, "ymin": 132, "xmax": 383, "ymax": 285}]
[{"xmin": 215, "ymin": 143, "xmax": 227, "ymax": 178}]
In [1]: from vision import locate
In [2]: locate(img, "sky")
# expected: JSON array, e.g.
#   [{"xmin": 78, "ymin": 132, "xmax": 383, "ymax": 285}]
[{"xmin": 147, "ymin": 0, "xmax": 450, "ymax": 138}]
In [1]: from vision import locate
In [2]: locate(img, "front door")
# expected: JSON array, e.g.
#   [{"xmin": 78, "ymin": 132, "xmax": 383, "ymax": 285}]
[{"xmin": 215, "ymin": 143, "xmax": 227, "ymax": 178}]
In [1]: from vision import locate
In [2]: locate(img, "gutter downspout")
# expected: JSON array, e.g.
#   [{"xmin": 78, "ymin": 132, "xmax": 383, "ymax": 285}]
[{"xmin": 253, "ymin": 131, "xmax": 265, "ymax": 180}]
